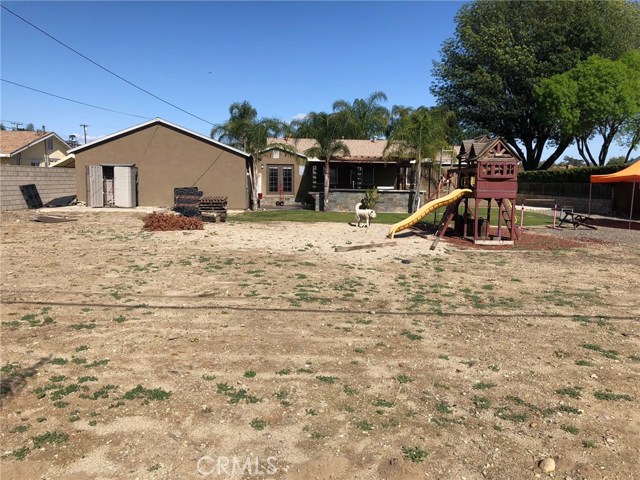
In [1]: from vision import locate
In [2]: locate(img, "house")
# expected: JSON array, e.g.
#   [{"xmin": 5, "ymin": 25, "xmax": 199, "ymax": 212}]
[
  {"xmin": 0, "ymin": 130, "xmax": 72, "ymax": 167},
  {"xmin": 256, "ymin": 144, "xmax": 310, "ymax": 206},
  {"xmin": 69, "ymin": 118, "xmax": 251, "ymax": 209},
  {"xmin": 263, "ymin": 138, "xmax": 414, "ymax": 212}
]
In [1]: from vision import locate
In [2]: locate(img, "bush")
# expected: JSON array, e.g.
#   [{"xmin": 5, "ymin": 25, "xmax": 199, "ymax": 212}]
[
  {"xmin": 363, "ymin": 188, "xmax": 380, "ymax": 209},
  {"xmin": 518, "ymin": 165, "xmax": 626, "ymax": 184},
  {"xmin": 143, "ymin": 212, "xmax": 203, "ymax": 231}
]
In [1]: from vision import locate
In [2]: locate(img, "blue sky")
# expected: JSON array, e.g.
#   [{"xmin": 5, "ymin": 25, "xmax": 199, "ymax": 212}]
[
  {"xmin": 2, "ymin": 1, "xmax": 460, "ymax": 141},
  {"xmin": 0, "ymin": 1, "xmax": 633, "ymax": 160}
]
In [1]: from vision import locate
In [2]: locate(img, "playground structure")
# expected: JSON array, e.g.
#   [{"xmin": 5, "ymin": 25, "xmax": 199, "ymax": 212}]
[
  {"xmin": 388, "ymin": 136, "xmax": 522, "ymax": 248},
  {"xmin": 387, "ymin": 188, "xmax": 471, "ymax": 239}
]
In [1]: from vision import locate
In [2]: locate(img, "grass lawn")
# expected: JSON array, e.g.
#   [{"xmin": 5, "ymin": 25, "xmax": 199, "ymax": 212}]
[{"xmin": 230, "ymin": 207, "xmax": 553, "ymax": 227}]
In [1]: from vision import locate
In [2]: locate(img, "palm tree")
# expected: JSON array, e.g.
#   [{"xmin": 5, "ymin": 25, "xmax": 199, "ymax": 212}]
[
  {"xmin": 292, "ymin": 112, "xmax": 350, "ymax": 210},
  {"xmin": 332, "ymin": 91, "xmax": 389, "ymax": 139},
  {"xmin": 211, "ymin": 101, "xmax": 293, "ymax": 210},
  {"xmin": 384, "ymin": 107, "xmax": 452, "ymax": 212}
]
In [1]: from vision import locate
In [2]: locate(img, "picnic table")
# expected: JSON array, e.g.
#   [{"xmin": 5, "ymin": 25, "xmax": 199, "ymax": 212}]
[{"xmin": 558, "ymin": 207, "xmax": 598, "ymax": 230}]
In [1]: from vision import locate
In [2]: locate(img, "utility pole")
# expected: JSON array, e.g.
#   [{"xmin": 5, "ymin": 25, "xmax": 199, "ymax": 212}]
[
  {"xmin": 10, "ymin": 121, "xmax": 23, "ymax": 130},
  {"xmin": 80, "ymin": 124, "xmax": 89, "ymax": 144}
]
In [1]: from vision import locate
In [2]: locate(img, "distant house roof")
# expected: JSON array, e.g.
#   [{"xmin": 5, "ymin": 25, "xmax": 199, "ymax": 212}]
[
  {"xmin": 0, "ymin": 131, "xmax": 68, "ymax": 157},
  {"xmin": 267, "ymin": 137, "xmax": 412, "ymax": 163},
  {"xmin": 69, "ymin": 118, "xmax": 251, "ymax": 158}
]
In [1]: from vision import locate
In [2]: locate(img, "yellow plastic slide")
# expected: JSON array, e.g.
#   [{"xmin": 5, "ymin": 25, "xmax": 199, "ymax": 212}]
[{"xmin": 387, "ymin": 188, "xmax": 472, "ymax": 239}]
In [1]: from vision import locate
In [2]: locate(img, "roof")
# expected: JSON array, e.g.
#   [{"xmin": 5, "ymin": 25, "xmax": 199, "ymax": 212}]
[
  {"xmin": 0, "ymin": 131, "xmax": 68, "ymax": 157},
  {"xmin": 458, "ymin": 136, "xmax": 522, "ymax": 163},
  {"xmin": 68, "ymin": 118, "xmax": 251, "ymax": 158},
  {"xmin": 267, "ymin": 137, "xmax": 412, "ymax": 163},
  {"xmin": 591, "ymin": 160, "xmax": 640, "ymax": 184},
  {"xmin": 260, "ymin": 144, "xmax": 307, "ymax": 159}
]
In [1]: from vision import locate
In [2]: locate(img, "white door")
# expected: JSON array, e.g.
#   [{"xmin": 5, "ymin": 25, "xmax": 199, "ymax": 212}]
[
  {"xmin": 114, "ymin": 166, "xmax": 137, "ymax": 207},
  {"xmin": 86, "ymin": 165, "xmax": 104, "ymax": 207}
]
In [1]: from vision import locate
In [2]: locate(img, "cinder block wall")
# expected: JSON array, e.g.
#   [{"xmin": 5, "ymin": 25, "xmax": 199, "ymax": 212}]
[
  {"xmin": 0, "ymin": 165, "xmax": 76, "ymax": 211},
  {"xmin": 317, "ymin": 190, "xmax": 414, "ymax": 213}
]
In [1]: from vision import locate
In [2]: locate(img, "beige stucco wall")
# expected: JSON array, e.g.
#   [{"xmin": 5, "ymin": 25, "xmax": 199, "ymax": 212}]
[
  {"xmin": 256, "ymin": 150, "xmax": 307, "ymax": 201},
  {"xmin": 1, "ymin": 136, "xmax": 69, "ymax": 166},
  {"xmin": 73, "ymin": 123, "xmax": 249, "ymax": 209},
  {"xmin": 0, "ymin": 164, "xmax": 76, "ymax": 210}
]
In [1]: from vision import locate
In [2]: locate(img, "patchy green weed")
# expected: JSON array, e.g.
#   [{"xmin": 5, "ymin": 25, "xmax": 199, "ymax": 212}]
[
  {"xmin": 594, "ymin": 390, "xmax": 633, "ymax": 401},
  {"xmin": 556, "ymin": 386, "xmax": 582, "ymax": 399},
  {"xmin": 402, "ymin": 446, "xmax": 428, "ymax": 463},
  {"xmin": 250, "ymin": 418, "xmax": 267, "ymax": 430},
  {"xmin": 32, "ymin": 431, "xmax": 68, "ymax": 448},
  {"xmin": 473, "ymin": 382, "xmax": 496, "ymax": 390},
  {"xmin": 394, "ymin": 374, "xmax": 413, "ymax": 384},
  {"xmin": 123, "ymin": 385, "xmax": 171, "ymax": 402},
  {"xmin": 317, "ymin": 376, "xmax": 338, "ymax": 384}
]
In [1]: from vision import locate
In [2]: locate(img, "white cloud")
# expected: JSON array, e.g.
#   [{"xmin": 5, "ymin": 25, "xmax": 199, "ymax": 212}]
[{"xmin": 291, "ymin": 113, "xmax": 308, "ymax": 121}]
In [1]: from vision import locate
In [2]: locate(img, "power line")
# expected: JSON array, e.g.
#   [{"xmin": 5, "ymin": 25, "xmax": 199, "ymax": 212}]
[
  {"xmin": 1, "ymin": 5, "xmax": 215, "ymax": 126},
  {"xmin": 2, "ymin": 79, "xmax": 152, "ymax": 120}
]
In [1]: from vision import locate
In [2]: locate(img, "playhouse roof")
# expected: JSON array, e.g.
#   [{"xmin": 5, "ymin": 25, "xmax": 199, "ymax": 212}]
[
  {"xmin": 590, "ymin": 160, "xmax": 640, "ymax": 184},
  {"xmin": 458, "ymin": 136, "xmax": 521, "ymax": 163}
]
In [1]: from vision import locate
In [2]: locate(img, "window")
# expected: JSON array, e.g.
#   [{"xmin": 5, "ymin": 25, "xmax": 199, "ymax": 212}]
[
  {"xmin": 268, "ymin": 166, "xmax": 279, "ymax": 193},
  {"xmin": 46, "ymin": 138, "xmax": 53, "ymax": 150},
  {"xmin": 272, "ymin": 150, "xmax": 280, "ymax": 159},
  {"xmin": 267, "ymin": 165, "xmax": 293, "ymax": 193}
]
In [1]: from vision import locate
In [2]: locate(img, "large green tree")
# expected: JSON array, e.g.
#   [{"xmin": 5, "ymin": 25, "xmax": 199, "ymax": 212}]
[
  {"xmin": 384, "ymin": 107, "xmax": 451, "ymax": 212},
  {"xmin": 536, "ymin": 52, "xmax": 640, "ymax": 166},
  {"xmin": 432, "ymin": 0, "xmax": 640, "ymax": 170},
  {"xmin": 292, "ymin": 112, "xmax": 350, "ymax": 210},
  {"xmin": 617, "ymin": 114, "xmax": 640, "ymax": 163},
  {"xmin": 332, "ymin": 91, "xmax": 390, "ymax": 139},
  {"xmin": 211, "ymin": 101, "xmax": 292, "ymax": 210}
]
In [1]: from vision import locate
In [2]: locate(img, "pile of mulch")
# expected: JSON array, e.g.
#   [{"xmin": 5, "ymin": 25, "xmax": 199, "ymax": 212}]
[
  {"xmin": 443, "ymin": 230, "xmax": 610, "ymax": 251},
  {"xmin": 143, "ymin": 212, "xmax": 203, "ymax": 231},
  {"xmin": 413, "ymin": 223, "xmax": 612, "ymax": 251}
]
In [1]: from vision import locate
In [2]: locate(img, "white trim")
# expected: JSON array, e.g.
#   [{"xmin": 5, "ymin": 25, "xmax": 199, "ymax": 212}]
[{"xmin": 68, "ymin": 117, "xmax": 250, "ymax": 158}]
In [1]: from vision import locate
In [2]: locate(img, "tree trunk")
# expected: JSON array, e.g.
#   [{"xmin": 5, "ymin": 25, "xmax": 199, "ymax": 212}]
[
  {"xmin": 324, "ymin": 159, "xmax": 330, "ymax": 211},
  {"xmin": 598, "ymin": 123, "xmax": 619, "ymax": 166},
  {"xmin": 251, "ymin": 160, "xmax": 259, "ymax": 211},
  {"xmin": 539, "ymin": 138, "xmax": 572, "ymax": 170},
  {"xmin": 576, "ymin": 137, "xmax": 597, "ymax": 167},
  {"xmin": 625, "ymin": 144, "xmax": 636, "ymax": 163},
  {"xmin": 244, "ymin": 156, "xmax": 259, "ymax": 211},
  {"xmin": 413, "ymin": 148, "xmax": 422, "ymax": 213},
  {"xmin": 509, "ymin": 134, "xmax": 570, "ymax": 171}
]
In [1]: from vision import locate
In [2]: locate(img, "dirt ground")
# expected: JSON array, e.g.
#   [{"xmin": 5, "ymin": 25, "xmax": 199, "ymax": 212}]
[{"xmin": 1, "ymin": 209, "xmax": 639, "ymax": 480}]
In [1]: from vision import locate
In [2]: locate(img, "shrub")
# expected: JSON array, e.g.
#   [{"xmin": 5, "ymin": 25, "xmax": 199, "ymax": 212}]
[
  {"xmin": 363, "ymin": 188, "xmax": 380, "ymax": 209},
  {"xmin": 518, "ymin": 165, "xmax": 626, "ymax": 184}
]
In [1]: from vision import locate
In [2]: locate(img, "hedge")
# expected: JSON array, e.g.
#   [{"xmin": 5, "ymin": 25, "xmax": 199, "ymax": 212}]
[{"xmin": 518, "ymin": 165, "xmax": 627, "ymax": 184}]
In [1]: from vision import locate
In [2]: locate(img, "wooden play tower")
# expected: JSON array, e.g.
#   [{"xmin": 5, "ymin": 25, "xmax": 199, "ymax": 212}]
[{"xmin": 430, "ymin": 136, "xmax": 521, "ymax": 249}]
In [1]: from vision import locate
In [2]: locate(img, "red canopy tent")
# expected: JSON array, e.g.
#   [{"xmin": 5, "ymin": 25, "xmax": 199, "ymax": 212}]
[{"xmin": 590, "ymin": 161, "xmax": 640, "ymax": 229}]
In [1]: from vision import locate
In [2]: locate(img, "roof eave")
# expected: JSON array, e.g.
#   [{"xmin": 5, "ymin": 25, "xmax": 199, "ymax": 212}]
[
  {"xmin": 69, "ymin": 118, "xmax": 250, "ymax": 159},
  {"xmin": 9, "ymin": 132, "xmax": 69, "ymax": 156}
]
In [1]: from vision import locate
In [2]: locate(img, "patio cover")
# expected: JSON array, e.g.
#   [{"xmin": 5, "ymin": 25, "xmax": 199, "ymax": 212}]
[{"xmin": 589, "ymin": 161, "xmax": 640, "ymax": 228}]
